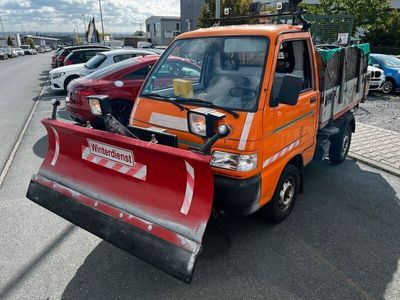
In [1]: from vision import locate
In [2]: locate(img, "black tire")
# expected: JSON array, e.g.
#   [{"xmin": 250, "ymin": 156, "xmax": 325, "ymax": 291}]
[
  {"xmin": 63, "ymin": 76, "xmax": 79, "ymax": 92},
  {"xmin": 382, "ymin": 78, "xmax": 394, "ymax": 94},
  {"xmin": 262, "ymin": 164, "xmax": 300, "ymax": 223},
  {"xmin": 111, "ymin": 100, "xmax": 133, "ymax": 126},
  {"xmin": 329, "ymin": 124, "xmax": 352, "ymax": 164}
]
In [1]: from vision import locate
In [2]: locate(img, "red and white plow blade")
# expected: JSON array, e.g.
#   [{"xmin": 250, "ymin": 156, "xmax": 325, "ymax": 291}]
[{"xmin": 26, "ymin": 118, "xmax": 215, "ymax": 283}]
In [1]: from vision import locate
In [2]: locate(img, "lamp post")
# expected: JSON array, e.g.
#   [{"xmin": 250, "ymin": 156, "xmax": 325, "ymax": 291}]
[
  {"xmin": 81, "ymin": 14, "xmax": 87, "ymax": 41},
  {"xmin": 0, "ymin": 11, "xmax": 6, "ymax": 45},
  {"xmin": 98, "ymin": 0, "xmax": 105, "ymax": 45}
]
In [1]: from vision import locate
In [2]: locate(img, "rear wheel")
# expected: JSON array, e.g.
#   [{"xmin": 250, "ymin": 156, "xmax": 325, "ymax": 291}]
[
  {"xmin": 111, "ymin": 100, "xmax": 133, "ymax": 126},
  {"xmin": 262, "ymin": 164, "xmax": 300, "ymax": 223},
  {"xmin": 329, "ymin": 124, "xmax": 352, "ymax": 164},
  {"xmin": 382, "ymin": 78, "xmax": 394, "ymax": 94}
]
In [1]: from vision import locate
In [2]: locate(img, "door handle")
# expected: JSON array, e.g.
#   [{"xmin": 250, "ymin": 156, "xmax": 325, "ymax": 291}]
[{"xmin": 310, "ymin": 97, "xmax": 316, "ymax": 104}]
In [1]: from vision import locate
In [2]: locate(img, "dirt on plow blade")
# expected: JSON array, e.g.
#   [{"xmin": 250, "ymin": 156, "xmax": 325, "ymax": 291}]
[{"xmin": 26, "ymin": 119, "xmax": 214, "ymax": 283}]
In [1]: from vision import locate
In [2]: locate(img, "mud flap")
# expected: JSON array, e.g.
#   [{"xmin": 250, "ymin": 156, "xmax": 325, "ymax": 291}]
[{"xmin": 26, "ymin": 119, "xmax": 214, "ymax": 283}]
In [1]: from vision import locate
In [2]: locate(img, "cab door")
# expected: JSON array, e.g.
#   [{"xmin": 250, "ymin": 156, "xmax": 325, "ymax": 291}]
[{"xmin": 261, "ymin": 35, "xmax": 318, "ymax": 203}]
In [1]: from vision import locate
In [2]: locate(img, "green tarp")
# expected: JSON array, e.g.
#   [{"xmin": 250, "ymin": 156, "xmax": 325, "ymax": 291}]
[{"xmin": 316, "ymin": 43, "xmax": 370, "ymax": 64}]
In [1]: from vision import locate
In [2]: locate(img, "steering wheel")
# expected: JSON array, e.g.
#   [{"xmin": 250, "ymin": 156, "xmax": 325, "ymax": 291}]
[{"xmin": 229, "ymin": 87, "xmax": 257, "ymax": 98}]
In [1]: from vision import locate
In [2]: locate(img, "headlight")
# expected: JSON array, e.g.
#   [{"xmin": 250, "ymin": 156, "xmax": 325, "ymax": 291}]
[
  {"xmin": 189, "ymin": 113, "xmax": 207, "ymax": 137},
  {"xmin": 211, "ymin": 151, "xmax": 258, "ymax": 171},
  {"xmin": 88, "ymin": 99, "xmax": 102, "ymax": 116},
  {"xmin": 52, "ymin": 72, "xmax": 65, "ymax": 79}
]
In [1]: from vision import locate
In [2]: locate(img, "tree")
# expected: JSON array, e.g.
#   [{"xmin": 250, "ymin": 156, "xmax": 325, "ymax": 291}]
[
  {"xmin": 197, "ymin": 0, "xmax": 253, "ymax": 28},
  {"xmin": 7, "ymin": 35, "xmax": 13, "ymax": 46},
  {"xmin": 301, "ymin": 0, "xmax": 390, "ymax": 31},
  {"xmin": 363, "ymin": 10, "xmax": 400, "ymax": 50},
  {"xmin": 25, "ymin": 38, "xmax": 34, "ymax": 49}
]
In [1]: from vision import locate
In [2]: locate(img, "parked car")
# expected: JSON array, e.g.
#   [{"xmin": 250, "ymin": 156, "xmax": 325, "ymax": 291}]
[
  {"xmin": 49, "ymin": 63, "xmax": 86, "ymax": 92},
  {"xmin": 0, "ymin": 49, "xmax": 8, "ymax": 60},
  {"xmin": 64, "ymin": 48, "xmax": 111, "ymax": 66},
  {"xmin": 5, "ymin": 48, "xmax": 17, "ymax": 58},
  {"xmin": 79, "ymin": 49, "xmax": 154, "ymax": 77},
  {"xmin": 44, "ymin": 46, "xmax": 52, "ymax": 52},
  {"xmin": 49, "ymin": 49, "xmax": 154, "ymax": 92},
  {"xmin": 37, "ymin": 47, "xmax": 46, "ymax": 53},
  {"xmin": 15, "ymin": 48, "xmax": 25, "ymax": 56},
  {"xmin": 54, "ymin": 45, "xmax": 111, "ymax": 68},
  {"xmin": 31, "ymin": 48, "xmax": 38, "ymax": 55},
  {"xmin": 20, "ymin": 45, "xmax": 32, "ymax": 55},
  {"xmin": 367, "ymin": 65, "xmax": 385, "ymax": 92},
  {"xmin": 51, "ymin": 47, "xmax": 65, "ymax": 67},
  {"xmin": 370, "ymin": 53, "xmax": 400, "ymax": 93},
  {"xmin": 66, "ymin": 55, "xmax": 161, "ymax": 126}
]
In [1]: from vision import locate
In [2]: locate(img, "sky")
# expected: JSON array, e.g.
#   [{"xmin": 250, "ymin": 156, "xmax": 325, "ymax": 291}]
[{"xmin": 0, "ymin": 0, "xmax": 180, "ymax": 33}]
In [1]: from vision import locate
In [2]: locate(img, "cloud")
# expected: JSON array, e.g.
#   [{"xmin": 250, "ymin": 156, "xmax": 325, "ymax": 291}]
[{"xmin": 0, "ymin": 0, "xmax": 180, "ymax": 33}]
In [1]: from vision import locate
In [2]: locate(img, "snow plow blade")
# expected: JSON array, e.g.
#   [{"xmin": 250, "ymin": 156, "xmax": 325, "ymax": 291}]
[{"xmin": 26, "ymin": 118, "xmax": 214, "ymax": 283}]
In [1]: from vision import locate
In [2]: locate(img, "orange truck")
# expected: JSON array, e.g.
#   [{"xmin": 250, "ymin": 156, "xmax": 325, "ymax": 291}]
[{"xmin": 27, "ymin": 10, "xmax": 370, "ymax": 283}]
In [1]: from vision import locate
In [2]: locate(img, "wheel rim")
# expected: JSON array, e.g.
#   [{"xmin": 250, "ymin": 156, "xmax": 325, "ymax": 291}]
[
  {"xmin": 341, "ymin": 130, "xmax": 350, "ymax": 156},
  {"xmin": 111, "ymin": 102, "xmax": 132, "ymax": 125},
  {"xmin": 382, "ymin": 80, "xmax": 393, "ymax": 94},
  {"xmin": 278, "ymin": 178, "xmax": 295, "ymax": 213}
]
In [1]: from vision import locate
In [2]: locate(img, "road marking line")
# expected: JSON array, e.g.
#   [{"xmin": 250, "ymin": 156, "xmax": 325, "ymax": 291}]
[{"xmin": 0, "ymin": 85, "xmax": 47, "ymax": 188}]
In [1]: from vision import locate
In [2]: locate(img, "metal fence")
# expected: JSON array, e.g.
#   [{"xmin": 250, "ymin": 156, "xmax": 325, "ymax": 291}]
[{"xmin": 271, "ymin": 14, "xmax": 354, "ymax": 46}]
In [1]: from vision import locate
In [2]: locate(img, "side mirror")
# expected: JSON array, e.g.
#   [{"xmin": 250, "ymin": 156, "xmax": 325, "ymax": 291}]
[{"xmin": 273, "ymin": 74, "xmax": 303, "ymax": 107}]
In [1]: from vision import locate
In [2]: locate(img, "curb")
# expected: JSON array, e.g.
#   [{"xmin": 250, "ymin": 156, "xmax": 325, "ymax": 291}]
[{"xmin": 348, "ymin": 152, "xmax": 400, "ymax": 178}]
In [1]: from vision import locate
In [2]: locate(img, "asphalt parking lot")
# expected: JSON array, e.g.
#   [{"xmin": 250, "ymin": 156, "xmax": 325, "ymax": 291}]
[{"xmin": 0, "ymin": 54, "xmax": 399, "ymax": 299}]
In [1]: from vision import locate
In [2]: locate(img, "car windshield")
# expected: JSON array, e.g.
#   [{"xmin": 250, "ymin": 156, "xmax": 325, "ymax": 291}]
[
  {"xmin": 141, "ymin": 36, "xmax": 269, "ymax": 111},
  {"xmin": 379, "ymin": 55, "xmax": 400, "ymax": 68},
  {"xmin": 85, "ymin": 53, "xmax": 107, "ymax": 69}
]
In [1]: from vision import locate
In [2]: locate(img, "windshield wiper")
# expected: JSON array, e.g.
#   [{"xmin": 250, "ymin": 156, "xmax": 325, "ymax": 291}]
[
  {"xmin": 171, "ymin": 97, "xmax": 239, "ymax": 119},
  {"xmin": 141, "ymin": 92, "xmax": 187, "ymax": 111}
]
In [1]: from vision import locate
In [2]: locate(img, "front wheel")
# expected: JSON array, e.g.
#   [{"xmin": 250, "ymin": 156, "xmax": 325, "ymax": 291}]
[
  {"xmin": 382, "ymin": 79, "xmax": 394, "ymax": 94},
  {"xmin": 261, "ymin": 164, "xmax": 300, "ymax": 223},
  {"xmin": 329, "ymin": 125, "xmax": 352, "ymax": 164}
]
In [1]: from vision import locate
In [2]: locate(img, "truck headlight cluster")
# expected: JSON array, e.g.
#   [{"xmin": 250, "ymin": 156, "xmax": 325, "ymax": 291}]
[
  {"xmin": 211, "ymin": 151, "xmax": 258, "ymax": 171},
  {"xmin": 188, "ymin": 113, "xmax": 207, "ymax": 137},
  {"xmin": 88, "ymin": 99, "xmax": 102, "ymax": 116}
]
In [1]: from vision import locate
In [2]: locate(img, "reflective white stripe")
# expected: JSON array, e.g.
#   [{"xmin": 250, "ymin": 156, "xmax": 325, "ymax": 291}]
[
  {"xmin": 262, "ymin": 139, "xmax": 300, "ymax": 168},
  {"xmin": 81, "ymin": 146, "xmax": 147, "ymax": 181},
  {"xmin": 180, "ymin": 161, "xmax": 195, "ymax": 215},
  {"xmin": 238, "ymin": 113, "xmax": 254, "ymax": 150},
  {"xmin": 130, "ymin": 97, "xmax": 140, "ymax": 122},
  {"xmin": 50, "ymin": 126, "xmax": 60, "ymax": 166},
  {"xmin": 149, "ymin": 112, "xmax": 188, "ymax": 132}
]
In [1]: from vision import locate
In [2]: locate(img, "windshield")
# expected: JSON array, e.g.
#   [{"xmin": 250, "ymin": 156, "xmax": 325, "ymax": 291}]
[
  {"xmin": 378, "ymin": 55, "xmax": 400, "ymax": 68},
  {"xmin": 85, "ymin": 53, "xmax": 107, "ymax": 69},
  {"xmin": 141, "ymin": 36, "xmax": 269, "ymax": 111}
]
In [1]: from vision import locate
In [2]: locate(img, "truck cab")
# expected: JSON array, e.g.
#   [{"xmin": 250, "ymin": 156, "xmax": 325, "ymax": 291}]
[{"xmin": 129, "ymin": 25, "xmax": 319, "ymax": 219}]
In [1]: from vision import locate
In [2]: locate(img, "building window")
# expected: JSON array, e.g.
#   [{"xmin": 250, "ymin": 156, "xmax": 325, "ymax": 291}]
[
  {"xmin": 176, "ymin": 23, "xmax": 180, "ymax": 30},
  {"xmin": 147, "ymin": 24, "xmax": 150, "ymax": 32},
  {"xmin": 153, "ymin": 24, "xmax": 156, "ymax": 37}
]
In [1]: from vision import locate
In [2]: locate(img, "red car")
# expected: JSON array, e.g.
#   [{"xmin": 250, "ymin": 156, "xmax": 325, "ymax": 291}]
[
  {"xmin": 66, "ymin": 55, "xmax": 160, "ymax": 127},
  {"xmin": 66, "ymin": 54, "xmax": 202, "ymax": 127}
]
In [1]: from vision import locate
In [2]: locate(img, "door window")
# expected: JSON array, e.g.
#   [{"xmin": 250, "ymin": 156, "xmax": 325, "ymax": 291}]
[
  {"xmin": 272, "ymin": 40, "xmax": 313, "ymax": 101},
  {"xmin": 123, "ymin": 65, "xmax": 153, "ymax": 80}
]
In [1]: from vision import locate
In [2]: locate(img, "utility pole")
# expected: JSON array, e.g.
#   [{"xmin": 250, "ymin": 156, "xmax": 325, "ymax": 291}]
[
  {"xmin": 0, "ymin": 12, "xmax": 6, "ymax": 44},
  {"xmin": 215, "ymin": 0, "xmax": 221, "ymax": 26},
  {"xmin": 98, "ymin": 0, "xmax": 105, "ymax": 45}
]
